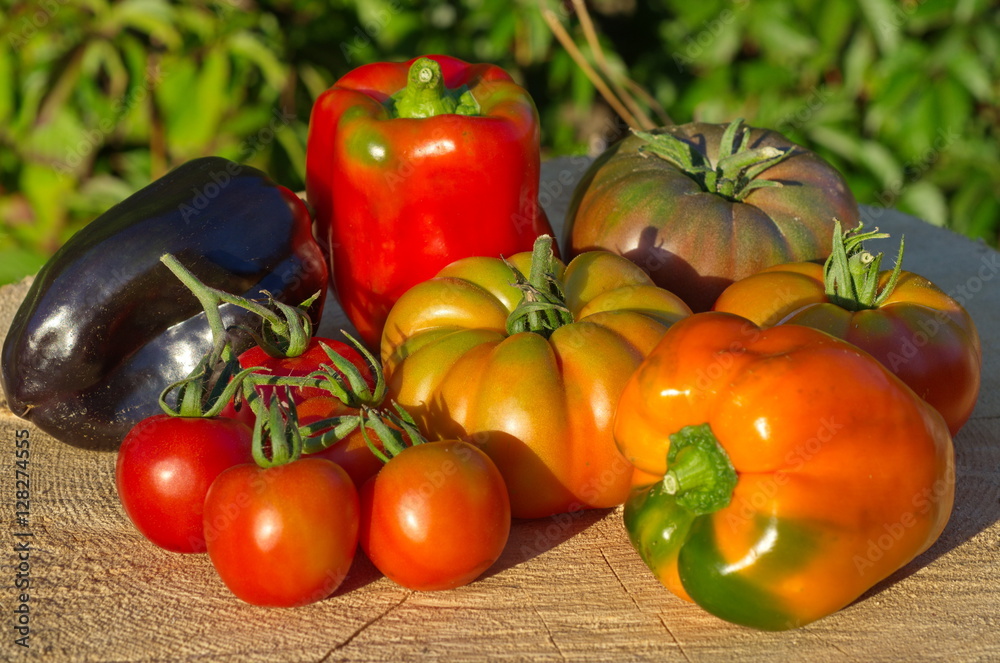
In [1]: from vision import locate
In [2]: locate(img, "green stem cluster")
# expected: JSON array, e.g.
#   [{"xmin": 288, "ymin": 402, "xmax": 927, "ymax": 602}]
[
  {"xmin": 232, "ymin": 334, "xmax": 386, "ymax": 427},
  {"xmin": 823, "ymin": 220, "xmax": 905, "ymax": 311},
  {"xmin": 633, "ymin": 118, "xmax": 793, "ymax": 202},
  {"xmin": 159, "ymin": 252, "xmax": 439, "ymax": 471},
  {"xmin": 505, "ymin": 235, "xmax": 574, "ymax": 339},
  {"xmin": 160, "ymin": 253, "xmax": 317, "ymax": 359},
  {"xmin": 252, "ymin": 392, "xmax": 303, "ymax": 468}
]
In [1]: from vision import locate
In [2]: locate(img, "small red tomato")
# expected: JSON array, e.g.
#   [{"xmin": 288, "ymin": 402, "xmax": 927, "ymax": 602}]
[
  {"xmin": 204, "ymin": 457, "xmax": 360, "ymax": 607},
  {"xmin": 115, "ymin": 414, "xmax": 253, "ymax": 553},
  {"xmin": 223, "ymin": 338, "xmax": 375, "ymax": 426},
  {"xmin": 296, "ymin": 396, "xmax": 388, "ymax": 489},
  {"xmin": 360, "ymin": 440, "xmax": 511, "ymax": 591}
]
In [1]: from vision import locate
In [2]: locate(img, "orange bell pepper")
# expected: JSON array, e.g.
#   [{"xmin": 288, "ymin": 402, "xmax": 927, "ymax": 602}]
[{"xmin": 614, "ymin": 312, "xmax": 954, "ymax": 630}]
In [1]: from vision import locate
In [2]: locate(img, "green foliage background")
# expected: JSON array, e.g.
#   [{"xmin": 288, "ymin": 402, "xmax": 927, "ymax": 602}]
[{"xmin": 1, "ymin": 0, "xmax": 997, "ymax": 285}]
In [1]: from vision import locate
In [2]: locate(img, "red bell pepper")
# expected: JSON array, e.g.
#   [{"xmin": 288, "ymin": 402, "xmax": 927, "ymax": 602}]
[{"xmin": 305, "ymin": 54, "xmax": 554, "ymax": 347}]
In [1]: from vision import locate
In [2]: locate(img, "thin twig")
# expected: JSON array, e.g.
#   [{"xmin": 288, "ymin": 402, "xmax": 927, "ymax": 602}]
[
  {"xmin": 542, "ymin": 8, "xmax": 642, "ymax": 131},
  {"xmin": 624, "ymin": 78, "xmax": 673, "ymax": 126},
  {"xmin": 570, "ymin": 0, "xmax": 655, "ymax": 130}
]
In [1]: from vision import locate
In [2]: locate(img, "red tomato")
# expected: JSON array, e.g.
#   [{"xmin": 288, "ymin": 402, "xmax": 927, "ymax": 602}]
[
  {"xmin": 222, "ymin": 337, "xmax": 375, "ymax": 426},
  {"xmin": 359, "ymin": 440, "xmax": 511, "ymax": 591},
  {"xmin": 296, "ymin": 395, "xmax": 388, "ymax": 489},
  {"xmin": 115, "ymin": 414, "xmax": 253, "ymax": 553},
  {"xmin": 204, "ymin": 457, "xmax": 360, "ymax": 607}
]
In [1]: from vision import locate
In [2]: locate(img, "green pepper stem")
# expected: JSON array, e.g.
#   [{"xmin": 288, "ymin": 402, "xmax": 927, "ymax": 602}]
[
  {"xmin": 392, "ymin": 57, "xmax": 480, "ymax": 119},
  {"xmin": 823, "ymin": 220, "xmax": 905, "ymax": 311},
  {"xmin": 663, "ymin": 423, "xmax": 738, "ymax": 515},
  {"xmin": 663, "ymin": 449, "xmax": 720, "ymax": 496}
]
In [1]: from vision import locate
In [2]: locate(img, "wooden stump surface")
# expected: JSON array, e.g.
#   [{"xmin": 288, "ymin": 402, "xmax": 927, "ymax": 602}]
[{"xmin": 1, "ymin": 159, "xmax": 998, "ymax": 662}]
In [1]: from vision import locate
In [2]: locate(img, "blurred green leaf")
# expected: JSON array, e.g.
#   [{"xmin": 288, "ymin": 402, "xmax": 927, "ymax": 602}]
[
  {"xmin": 858, "ymin": 0, "xmax": 902, "ymax": 55},
  {"xmin": 0, "ymin": 44, "xmax": 13, "ymax": 126},
  {"xmin": 946, "ymin": 48, "xmax": 993, "ymax": 101},
  {"xmin": 858, "ymin": 140, "xmax": 903, "ymax": 189},
  {"xmin": 104, "ymin": 0, "xmax": 182, "ymax": 50},
  {"xmin": 227, "ymin": 32, "xmax": 289, "ymax": 92},
  {"xmin": 807, "ymin": 125, "xmax": 862, "ymax": 162},
  {"xmin": 842, "ymin": 30, "xmax": 875, "ymax": 97},
  {"xmin": 899, "ymin": 181, "xmax": 948, "ymax": 227},
  {"xmin": 0, "ymin": 247, "xmax": 47, "ymax": 285},
  {"xmin": 159, "ymin": 49, "xmax": 230, "ymax": 157},
  {"xmin": 19, "ymin": 163, "xmax": 74, "ymax": 244}
]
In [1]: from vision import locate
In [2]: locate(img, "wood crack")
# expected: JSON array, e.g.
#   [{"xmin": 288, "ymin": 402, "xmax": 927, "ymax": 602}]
[
  {"xmin": 599, "ymin": 547, "xmax": 692, "ymax": 663},
  {"xmin": 529, "ymin": 603, "xmax": 569, "ymax": 663},
  {"xmin": 318, "ymin": 591, "xmax": 412, "ymax": 661},
  {"xmin": 828, "ymin": 640, "xmax": 858, "ymax": 661}
]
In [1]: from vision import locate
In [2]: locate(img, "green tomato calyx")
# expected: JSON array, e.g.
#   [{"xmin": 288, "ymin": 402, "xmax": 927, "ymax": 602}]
[
  {"xmin": 505, "ymin": 235, "xmax": 574, "ymax": 339},
  {"xmin": 356, "ymin": 403, "xmax": 427, "ymax": 464},
  {"xmin": 392, "ymin": 57, "xmax": 480, "ymax": 119},
  {"xmin": 663, "ymin": 424, "xmax": 738, "ymax": 515},
  {"xmin": 633, "ymin": 118, "xmax": 793, "ymax": 202},
  {"xmin": 823, "ymin": 219, "xmax": 905, "ymax": 311}
]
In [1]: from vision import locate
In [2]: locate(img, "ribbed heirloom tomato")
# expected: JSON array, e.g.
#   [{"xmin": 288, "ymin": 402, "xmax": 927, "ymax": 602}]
[
  {"xmin": 714, "ymin": 223, "xmax": 981, "ymax": 435},
  {"xmin": 381, "ymin": 236, "xmax": 691, "ymax": 518},
  {"xmin": 563, "ymin": 119, "xmax": 860, "ymax": 312}
]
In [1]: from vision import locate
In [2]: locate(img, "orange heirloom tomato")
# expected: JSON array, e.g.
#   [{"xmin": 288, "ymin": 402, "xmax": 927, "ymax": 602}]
[
  {"xmin": 381, "ymin": 236, "xmax": 692, "ymax": 518},
  {"xmin": 714, "ymin": 223, "xmax": 981, "ymax": 435},
  {"xmin": 615, "ymin": 312, "xmax": 954, "ymax": 630}
]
